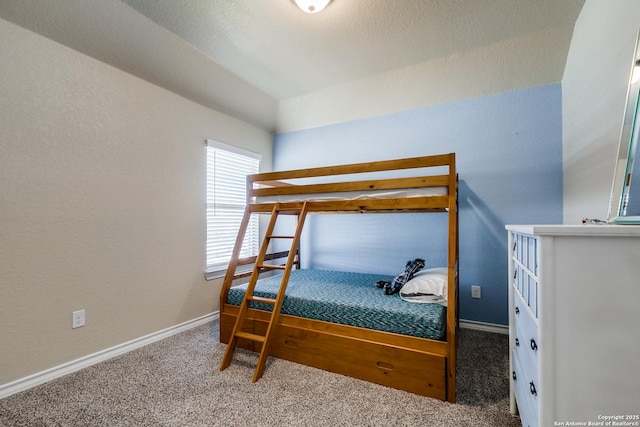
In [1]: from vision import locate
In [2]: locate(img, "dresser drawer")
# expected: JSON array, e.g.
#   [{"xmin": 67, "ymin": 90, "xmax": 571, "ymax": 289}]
[
  {"xmin": 513, "ymin": 288, "xmax": 539, "ymax": 353},
  {"xmin": 513, "ymin": 234, "xmax": 538, "ymax": 274},
  {"xmin": 514, "ymin": 311, "xmax": 539, "ymax": 381},
  {"xmin": 526, "ymin": 274, "xmax": 538, "ymax": 317},
  {"xmin": 514, "ymin": 264, "xmax": 525, "ymax": 296},
  {"xmin": 512, "ymin": 261, "xmax": 538, "ymax": 318},
  {"xmin": 512, "ymin": 351, "xmax": 539, "ymax": 427}
]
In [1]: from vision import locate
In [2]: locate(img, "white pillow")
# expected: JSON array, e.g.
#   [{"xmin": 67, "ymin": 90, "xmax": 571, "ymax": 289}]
[{"xmin": 399, "ymin": 267, "xmax": 448, "ymax": 303}]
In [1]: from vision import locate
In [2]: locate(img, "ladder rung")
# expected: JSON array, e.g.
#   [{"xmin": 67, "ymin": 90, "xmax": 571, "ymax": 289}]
[
  {"xmin": 257, "ymin": 264, "xmax": 286, "ymax": 270},
  {"xmin": 268, "ymin": 235, "xmax": 295, "ymax": 239},
  {"xmin": 248, "ymin": 296, "xmax": 277, "ymax": 305},
  {"xmin": 235, "ymin": 331, "xmax": 266, "ymax": 343}
]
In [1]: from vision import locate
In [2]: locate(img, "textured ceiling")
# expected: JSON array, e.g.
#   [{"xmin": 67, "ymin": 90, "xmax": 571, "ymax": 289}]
[
  {"xmin": 121, "ymin": 0, "xmax": 585, "ymax": 99},
  {"xmin": 0, "ymin": 0, "xmax": 585, "ymax": 131}
]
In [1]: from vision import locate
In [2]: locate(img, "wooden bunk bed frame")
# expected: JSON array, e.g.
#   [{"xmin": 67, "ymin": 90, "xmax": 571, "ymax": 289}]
[{"xmin": 219, "ymin": 153, "xmax": 459, "ymax": 402}]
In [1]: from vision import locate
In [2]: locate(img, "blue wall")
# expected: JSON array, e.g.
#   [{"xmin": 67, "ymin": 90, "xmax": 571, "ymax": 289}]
[{"xmin": 273, "ymin": 85, "xmax": 563, "ymax": 325}]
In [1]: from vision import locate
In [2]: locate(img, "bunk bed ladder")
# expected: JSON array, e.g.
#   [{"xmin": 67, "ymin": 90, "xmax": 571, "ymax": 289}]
[{"xmin": 220, "ymin": 202, "xmax": 309, "ymax": 382}]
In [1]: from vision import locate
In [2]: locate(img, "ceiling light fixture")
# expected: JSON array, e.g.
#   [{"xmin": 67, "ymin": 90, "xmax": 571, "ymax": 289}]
[{"xmin": 292, "ymin": 0, "xmax": 333, "ymax": 14}]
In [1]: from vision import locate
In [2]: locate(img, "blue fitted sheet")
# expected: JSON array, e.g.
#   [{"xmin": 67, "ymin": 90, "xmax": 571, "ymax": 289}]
[{"xmin": 226, "ymin": 269, "xmax": 446, "ymax": 340}]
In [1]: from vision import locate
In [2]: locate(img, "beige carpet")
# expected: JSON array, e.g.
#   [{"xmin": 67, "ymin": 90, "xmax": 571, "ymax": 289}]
[{"xmin": 0, "ymin": 320, "xmax": 521, "ymax": 426}]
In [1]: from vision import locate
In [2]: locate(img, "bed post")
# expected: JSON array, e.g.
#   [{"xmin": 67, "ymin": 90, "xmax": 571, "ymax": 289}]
[{"xmin": 446, "ymin": 153, "xmax": 458, "ymax": 403}]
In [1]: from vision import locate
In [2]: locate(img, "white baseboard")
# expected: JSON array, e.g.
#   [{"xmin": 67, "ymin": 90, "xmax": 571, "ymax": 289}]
[
  {"xmin": 460, "ymin": 319, "xmax": 509, "ymax": 334},
  {"xmin": 0, "ymin": 311, "xmax": 220, "ymax": 400}
]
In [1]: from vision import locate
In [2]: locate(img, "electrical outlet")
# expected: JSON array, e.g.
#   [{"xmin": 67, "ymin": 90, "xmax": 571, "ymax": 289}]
[
  {"xmin": 471, "ymin": 285, "xmax": 481, "ymax": 299},
  {"xmin": 72, "ymin": 309, "xmax": 85, "ymax": 329}
]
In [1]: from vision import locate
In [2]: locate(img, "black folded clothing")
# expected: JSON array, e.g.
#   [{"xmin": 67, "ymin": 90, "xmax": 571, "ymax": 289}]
[{"xmin": 377, "ymin": 258, "xmax": 425, "ymax": 295}]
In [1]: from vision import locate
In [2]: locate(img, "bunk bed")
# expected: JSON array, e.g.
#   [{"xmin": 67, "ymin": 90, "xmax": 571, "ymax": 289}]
[{"xmin": 219, "ymin": 153, "xmax": 459, "ymax": 402}]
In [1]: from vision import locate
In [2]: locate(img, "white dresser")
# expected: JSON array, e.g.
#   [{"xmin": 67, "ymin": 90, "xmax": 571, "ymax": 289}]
[{"xmin": 506, "ymin": 225, "xmax": 640, "ymax": 427}]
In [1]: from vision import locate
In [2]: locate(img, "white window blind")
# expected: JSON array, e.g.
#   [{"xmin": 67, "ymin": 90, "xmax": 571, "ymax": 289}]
[{"xmin": 206, "ymin": 140, "xmax": 260, "ymax": 274}]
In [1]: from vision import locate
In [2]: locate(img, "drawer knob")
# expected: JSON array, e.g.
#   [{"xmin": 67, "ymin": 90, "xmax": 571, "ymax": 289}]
[
  {"xmin": 515, "ymin": 338, "xmax": 520, "ymax": 347},
  {"xmin": 513, "ymin": 269, "xmax": 517, "ymax": 279},
  {"xmin": 529, "ymin": 381, "xmax": 537, "ymax": 396},
  {"xmin": 515, "ymin": 306, "xmax": 520, "ymax": 315},
  {"xmin": 512, "ymin": 371, "xmax": 517, "ymax": 381},
  {"xmin": 530, "ymin": 339, "xmax": 538, "ymax": 351}
]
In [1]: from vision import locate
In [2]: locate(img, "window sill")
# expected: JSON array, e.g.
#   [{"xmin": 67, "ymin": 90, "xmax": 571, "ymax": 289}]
[
  {"xmin": 204, "ymin": 270, "xmax": 226, "ymax": 281},
  {"xmin": 204, "ymin": 266, "xmax": 253, "ymax": 281}
]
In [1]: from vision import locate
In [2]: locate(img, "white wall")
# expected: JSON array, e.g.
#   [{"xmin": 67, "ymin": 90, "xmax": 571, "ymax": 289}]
[
  {"xmin": 562, "ymin": 0, "xmax": 640, "ymax": 223},
  {"xmin": 0, "ymin": 18, "xmax": 271, "ymax": 385},
  {"xmin": 277, "ymin": 24, "xmax": 576, "ymax": 132}
]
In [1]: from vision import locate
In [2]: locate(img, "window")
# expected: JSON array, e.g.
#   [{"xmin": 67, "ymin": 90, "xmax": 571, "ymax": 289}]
[{"xmin": 206, "ymin": 140, "xmax": 261, "ymax": 276}]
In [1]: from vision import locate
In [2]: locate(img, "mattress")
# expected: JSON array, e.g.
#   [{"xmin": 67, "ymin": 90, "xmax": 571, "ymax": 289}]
[
  {"xmin": 226, "ymin": 268, "xmax": 447, "ymax": 340},
  {"xmin": 251, "ymin": 187, "xmax": 448, "ymax": 204}
]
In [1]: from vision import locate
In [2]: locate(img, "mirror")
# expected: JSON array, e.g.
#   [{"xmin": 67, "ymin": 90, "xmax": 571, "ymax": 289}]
[{"xmin": 608, "ymin": 28, "xmax": 640, "ymax": 224}]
